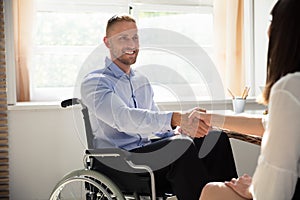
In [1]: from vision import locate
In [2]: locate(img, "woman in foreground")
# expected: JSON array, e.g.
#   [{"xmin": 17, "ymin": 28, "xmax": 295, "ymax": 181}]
[{"xmin": 194, "ymin": 0, "xmax": 300, "ymax": 199}]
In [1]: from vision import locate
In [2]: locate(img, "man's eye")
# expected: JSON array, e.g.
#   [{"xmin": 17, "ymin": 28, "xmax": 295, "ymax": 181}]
[
  {"xmin": 133, "ymin": 36, "xmax": 139, "ymax": 40},
  {"xmin": 119, "ymin": 36, "xmax": 128, "ymax": 41}
]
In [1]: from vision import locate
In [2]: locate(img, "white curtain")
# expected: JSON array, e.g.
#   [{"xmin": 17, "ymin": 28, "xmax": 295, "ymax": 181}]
[
  {"xmin": 213, "ymin": 0, "xmax": 245, "ymax": 97},
  {"xmin": 13, "ymin": 0, "xmax": 36, "ymax": 101}
]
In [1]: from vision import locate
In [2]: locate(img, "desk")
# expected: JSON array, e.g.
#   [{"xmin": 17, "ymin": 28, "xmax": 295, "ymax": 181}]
[{"xmin": 224, "ymin": 130, "xmax": 262, "ymax": 145}]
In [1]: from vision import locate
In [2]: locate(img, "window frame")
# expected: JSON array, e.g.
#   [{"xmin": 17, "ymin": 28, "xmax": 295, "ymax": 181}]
[{"xmin": 6, "ymin": 0, "xmax": 268, "ymax": 111}]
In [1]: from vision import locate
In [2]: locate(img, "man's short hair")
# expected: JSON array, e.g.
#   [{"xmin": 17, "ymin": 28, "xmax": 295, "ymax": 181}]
[{"xmin": 106, "ymin": 14, "xmax": 136, "ymax": 36}]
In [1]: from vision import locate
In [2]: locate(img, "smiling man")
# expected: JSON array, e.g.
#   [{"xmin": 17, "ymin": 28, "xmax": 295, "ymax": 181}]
[
  {"xmin": 103, "ymin": 15, "xmax": 139, "ymax": 73},
  {"xmin": 80, "ymin": 14, "xmax": 237, "ymax": 200}
]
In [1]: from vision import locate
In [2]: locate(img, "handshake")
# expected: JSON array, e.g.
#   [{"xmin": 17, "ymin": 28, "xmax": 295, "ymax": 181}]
[{"xmin": 171, "ymin": 108, "xmax": 221, "ymax": 138}]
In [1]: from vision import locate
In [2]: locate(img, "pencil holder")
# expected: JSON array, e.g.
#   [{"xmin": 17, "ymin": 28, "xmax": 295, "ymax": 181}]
[{"xmin": 232, "ymin": 97, "xmax": 246, "ymax": 113}]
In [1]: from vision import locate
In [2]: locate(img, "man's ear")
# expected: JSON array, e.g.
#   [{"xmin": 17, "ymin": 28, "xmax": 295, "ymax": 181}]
[{"xmin": 103, "ymin": 36, "xmax": 110, "ymax": 48}]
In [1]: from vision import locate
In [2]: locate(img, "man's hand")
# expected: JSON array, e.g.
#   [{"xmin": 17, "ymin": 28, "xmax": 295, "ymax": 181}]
[
  {"xmin": 172, "ymin": 108, "xmax": 210, "ymax": 138},
  {"xmin": 188, "ymin": 109, "xmax": 212, "ymax": 126}
]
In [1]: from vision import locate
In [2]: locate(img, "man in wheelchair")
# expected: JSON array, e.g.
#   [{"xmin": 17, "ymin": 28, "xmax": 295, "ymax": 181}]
[{"xmin": 80, "ymin": 14, "xmax": 237, "ymax": 200}]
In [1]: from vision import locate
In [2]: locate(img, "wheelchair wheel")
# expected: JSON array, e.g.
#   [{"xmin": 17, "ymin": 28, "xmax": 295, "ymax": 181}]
[{"xmin": 49, "ymin": 169, "xmax": 125, "ymax": 200}]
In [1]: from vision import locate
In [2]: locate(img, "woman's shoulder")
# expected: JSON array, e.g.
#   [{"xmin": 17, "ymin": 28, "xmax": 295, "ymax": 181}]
[
  {"xmin": 272, "ymin": 72, "xmax": 300, "ymax": 101},
  {"xmin": 273, "ymin": 72, "xmax": 300, "ymax": 89}
]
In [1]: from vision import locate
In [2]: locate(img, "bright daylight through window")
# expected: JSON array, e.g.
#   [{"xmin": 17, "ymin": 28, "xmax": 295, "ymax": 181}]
[{"xmin": 31, "ymin": 0, "xmax": 215, "ymax": 102}]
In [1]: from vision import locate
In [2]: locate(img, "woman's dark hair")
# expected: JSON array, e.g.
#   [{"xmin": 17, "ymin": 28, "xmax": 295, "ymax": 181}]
[{"xmin": 261, "ymin": 0, "xmax": 300, "ymax": 104}]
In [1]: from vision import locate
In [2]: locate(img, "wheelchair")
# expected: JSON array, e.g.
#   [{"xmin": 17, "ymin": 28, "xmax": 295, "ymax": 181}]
[{"xmin": 49, "ymin": 98, "xmax": 176, "ymax": 200}]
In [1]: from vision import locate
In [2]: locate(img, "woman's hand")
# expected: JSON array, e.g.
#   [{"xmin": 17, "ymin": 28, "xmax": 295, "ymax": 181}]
[
  {"xmin": 188, "ymin": 109, "xmax": 212, "ymax": 125},
  {"xmin": 225, "ymin": 174, "xmax": 253, "ymax": 199},
  {"xmin": 173, "ymin": 107, "xmax": 210, "ymax": 138}
]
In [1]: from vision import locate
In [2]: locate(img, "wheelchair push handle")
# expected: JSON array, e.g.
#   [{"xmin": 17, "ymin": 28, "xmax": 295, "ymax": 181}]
[{"xmin": 61, "ymin": 98, "xmax": 81, "ymax": 108}]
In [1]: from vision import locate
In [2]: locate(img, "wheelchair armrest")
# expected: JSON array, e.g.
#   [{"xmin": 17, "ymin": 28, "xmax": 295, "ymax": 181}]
[
  {"xmin": 84, "ymin": 148, "xmax": 131, "ymax": 170},
  {"xmin": 85, "ymin": 148, "xmax": 131, "ymax": 159}
]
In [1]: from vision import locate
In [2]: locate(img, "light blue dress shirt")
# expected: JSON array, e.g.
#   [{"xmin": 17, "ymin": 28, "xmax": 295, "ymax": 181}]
[{"xmin": 81, "ymin": 57, "xmax": 174, "ymax": 150}]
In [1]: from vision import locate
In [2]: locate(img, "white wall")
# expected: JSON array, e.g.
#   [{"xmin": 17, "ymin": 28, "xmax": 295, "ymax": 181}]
[{"xmin": 8, "ymin": 106, "xmax": 86, "ymax": 200}]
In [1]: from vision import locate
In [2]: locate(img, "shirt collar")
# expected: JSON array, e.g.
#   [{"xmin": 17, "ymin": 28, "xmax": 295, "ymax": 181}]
[{"xmin": 105, "ymin": 57, "xmax": 135, "ymax": 78}]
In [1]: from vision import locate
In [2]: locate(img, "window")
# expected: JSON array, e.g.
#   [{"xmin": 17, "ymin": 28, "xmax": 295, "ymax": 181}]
[
  {"xmin": 31, "ymin": 0, "xmax": 128, "ymax": 101},
  {"xmin": 30, "ymin": 0, "xmax": 216, "ymax": 102},
  {"xmin": 131, "ymin": 4, "xmax": 215, "ymax": 102},
  {"xmin": 10, "ymin": 0, "xmax": 269, "ymax": 106}
]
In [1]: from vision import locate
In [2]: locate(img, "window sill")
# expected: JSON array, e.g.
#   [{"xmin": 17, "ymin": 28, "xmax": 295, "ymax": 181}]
[
  {"xmin": 156, "ymin": 98, "xmax": 266, "ymax": 111},
  {"xmin": 8, "ymin": 98, "xmax": 266, "ymax": 111},
  {"xmin": 8, "ymin": 101, "xmax": 62, "ymax": 111}
]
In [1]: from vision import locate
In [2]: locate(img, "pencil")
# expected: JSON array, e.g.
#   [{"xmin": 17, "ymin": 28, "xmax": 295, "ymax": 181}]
[
  {"xmin": 241, "ymin": 87, "xmax": 247, "ymax": 99},
  {"xmin": 246, "ymin": 87, "xmax": 250, "ymax": 98},
  {"xmin": 227, "ymin": 88, "xmax": 235, "ymax": 99},
  {"xmin": 242, "ymin": 87, "xmax": 250, "ymax": 99}
]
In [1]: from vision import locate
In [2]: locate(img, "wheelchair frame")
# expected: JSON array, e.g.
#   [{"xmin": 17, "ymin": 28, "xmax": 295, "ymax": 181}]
[{"xmin": 49, "ymin": 98, "xmax": 164, "ymax": 200}]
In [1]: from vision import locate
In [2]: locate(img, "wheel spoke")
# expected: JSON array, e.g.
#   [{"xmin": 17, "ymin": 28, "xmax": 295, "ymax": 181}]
[{"xmin": 50, "ymin": 171, "xmax": 124, "ymax": 200}]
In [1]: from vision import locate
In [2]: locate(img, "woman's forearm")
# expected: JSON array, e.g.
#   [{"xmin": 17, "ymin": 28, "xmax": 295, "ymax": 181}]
[{"xmin": 209, "ymin": 114, "xmax": 264, "ymax": 137}]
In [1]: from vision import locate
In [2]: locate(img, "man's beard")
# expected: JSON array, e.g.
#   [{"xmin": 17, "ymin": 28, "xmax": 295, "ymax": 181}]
[
  {"xmin": 112, "ymin": 49, "xmax": 139, "ymax": 65},
  {"xmin": 116, "ymin": 54, "xmax": 137, "ymax": 65}
]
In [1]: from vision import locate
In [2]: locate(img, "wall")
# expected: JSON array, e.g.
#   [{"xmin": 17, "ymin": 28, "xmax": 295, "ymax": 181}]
[{"xmin": 8, "ymin": 106, "xmax": 85, "ymax": 200}]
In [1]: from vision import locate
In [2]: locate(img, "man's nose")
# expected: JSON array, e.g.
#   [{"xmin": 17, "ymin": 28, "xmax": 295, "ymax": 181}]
[{"xmin": 126, "ymin": 39, "xmax": 138, "ymax": 48}]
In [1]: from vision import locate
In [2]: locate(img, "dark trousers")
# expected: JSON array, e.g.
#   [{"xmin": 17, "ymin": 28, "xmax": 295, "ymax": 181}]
[
  {"xmin": 130, "ymin": 130, "xmax": 237, "ymax": 200},
  {"xmin": 92, "ymin": 130, "xmax": 237, "ymax": 200},
  {"xmin": 292, "ymin": 178, "xmax": 300, "ymax": 200}
]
